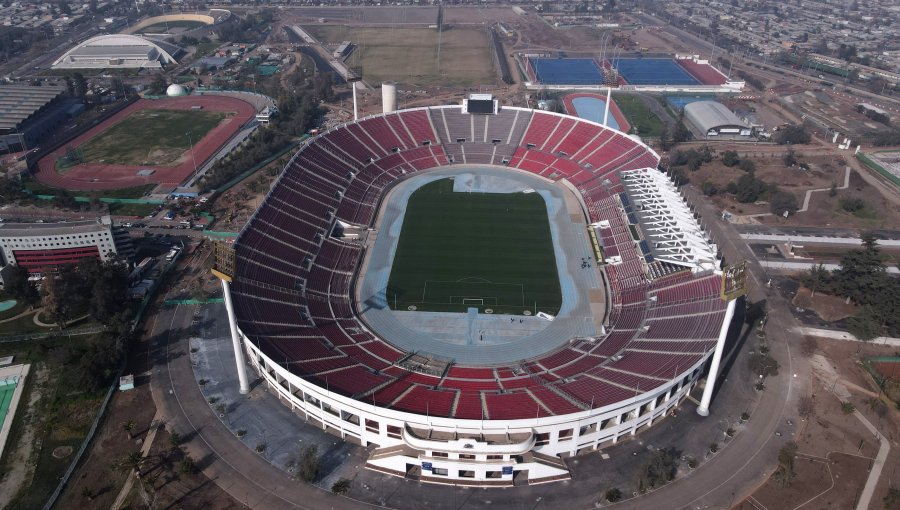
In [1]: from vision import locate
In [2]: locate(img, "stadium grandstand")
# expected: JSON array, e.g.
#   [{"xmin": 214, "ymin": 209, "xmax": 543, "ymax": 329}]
[
  {"xmin": 0, "ymin": 84, "xmax": 76, "ymax": 154},
  {"xmin": 0, "ymin": 216, "xmax": 132, "ymax": 278},
  {"xmin": 51, "ymin": 34, "xmax": 182, "ymax": 70},
  {"xmin": 683, "ymin": 101, "xmax": 753, "ymax": 139},
  {"xmin": 217, "ymin": 100, "xmax": 737, "ymax": 485}
]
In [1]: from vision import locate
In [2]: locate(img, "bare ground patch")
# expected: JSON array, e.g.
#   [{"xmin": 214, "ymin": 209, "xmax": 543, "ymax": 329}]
[{"xmin": 791, "ymin": 286, "xmax": 857, "ymax": 322}]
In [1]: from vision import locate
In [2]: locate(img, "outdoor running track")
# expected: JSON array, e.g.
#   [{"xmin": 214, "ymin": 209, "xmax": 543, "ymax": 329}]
[{"xmin": 34, "ymin": 95, "xmax": 255, "ymax": 191}]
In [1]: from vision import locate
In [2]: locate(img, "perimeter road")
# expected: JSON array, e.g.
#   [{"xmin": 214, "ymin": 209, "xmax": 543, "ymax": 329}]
[{"xmin": 145, "ymin": 258, "xmax": 364, "ymax": 509}]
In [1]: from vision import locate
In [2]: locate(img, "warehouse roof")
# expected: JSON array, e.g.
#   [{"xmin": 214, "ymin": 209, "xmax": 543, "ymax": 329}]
[{"xmin": 683, "ymin": 101, "xmax": 748, "ymax": 133}]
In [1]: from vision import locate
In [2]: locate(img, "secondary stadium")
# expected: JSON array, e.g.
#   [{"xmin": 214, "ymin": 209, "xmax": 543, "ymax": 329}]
[{"xmin": 223, "ymin": 96, "xmax": 737, "ymax": 485}]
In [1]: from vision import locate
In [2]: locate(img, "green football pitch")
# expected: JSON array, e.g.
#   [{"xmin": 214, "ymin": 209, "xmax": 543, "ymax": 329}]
[{"xmin": 386, "ymin": 178, "xmax": 562, "ymax": 315}]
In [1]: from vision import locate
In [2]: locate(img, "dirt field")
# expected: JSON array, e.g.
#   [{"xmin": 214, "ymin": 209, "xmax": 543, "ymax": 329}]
[
  {"xmin": 305, "ymin": 25, "xmax": 495, "ymax": 87},
  {"xmin": 761, "ymin": 168, "xmax": 900, "ymax": 229},
  {"xmin": 737, "ymin": 336, "xmax": 900, "ymax": 510},
  {"xmin": 792, "ymin": 286, "xmax": 857, "ymax": 322},
  {"xmin": 690, "ymin": 152, "xmax": 900, "ymax": 229}
]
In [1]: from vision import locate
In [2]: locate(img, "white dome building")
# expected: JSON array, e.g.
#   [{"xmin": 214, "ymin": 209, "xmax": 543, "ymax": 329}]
[{"xmin": 166, "ymin": 84, "xmax": 187, "ymax": 97}]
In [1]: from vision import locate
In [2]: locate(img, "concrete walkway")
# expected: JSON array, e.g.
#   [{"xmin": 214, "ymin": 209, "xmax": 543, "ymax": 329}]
[
  {"xmin": 736, "ymin": 166, "xmax": 851, "ymax": 220},
  {"xmin": 0, "ymin": 308, "xmax": 38, "ymax": 324},
  {"xmin": 110, "ymin": 410, "xmax": 163, "ymax": 510},
  {"xmin": 852, "ymin": 409, "xmax": 890, "ymax": 510},
  {"xmin": 792, "ymin": 326, "xmax": 900, "ymax": 347},
  {"xmin": 761, "ymin": 260, "xmax": 900, "ymax": 273}
]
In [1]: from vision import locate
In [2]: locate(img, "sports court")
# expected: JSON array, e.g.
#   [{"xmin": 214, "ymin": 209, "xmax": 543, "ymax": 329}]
[
  {"xmin": 612, "ymin": 58, "xmax": 700, "ymax": 86},
  {"xmin": 529, "ymin": 58, "xmax": 604, "ymax": 85},
  {"xmin": 0, "ymin": 364, "xmax": 29, "ymax": 460}
]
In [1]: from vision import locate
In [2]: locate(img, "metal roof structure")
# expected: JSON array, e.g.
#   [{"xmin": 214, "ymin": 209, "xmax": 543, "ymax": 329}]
[
  {"xmin": 0, "ymin": 217, "xmax": 112, "ymax": 238},
  {"xmin": 0, "ymin": 85, "xmax": 66, "ymax": 132},
  {"xmin": 52, "ymin": 34, "xmax": 179, "ymax": 69},
  {"xmin": 620, "ymin": 168, "xmax": 719, "ymax": 271},
  {"xmin": 682, "ymin": 101, "xmax": 748, "ymax": 134}
]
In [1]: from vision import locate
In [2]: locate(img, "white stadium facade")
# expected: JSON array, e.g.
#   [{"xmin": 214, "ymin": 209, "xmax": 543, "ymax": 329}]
[
  {"xmin": 51, "ymin": 34, "xmax": 180, "ymax": 70},
  {"xmin": 214, "ymin": 99, "xmax": 740, "ymax": 486}
]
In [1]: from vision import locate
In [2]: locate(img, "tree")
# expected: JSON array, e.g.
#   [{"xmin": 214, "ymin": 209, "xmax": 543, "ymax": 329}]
[
  {"xmin": 298, "ymin": 445, "xmax": 320, "ymax": 483},
  {"xmin": 149, "ymin": 73, "xmax": 168, "ymax": 95},
  {"xmin": 5, "ymin": 264, "xmax": 40, "ymax": 307},
  {"xmin": 58, "ymin": 1, "xmax": 71, "ymax": 15},
  {"xmin": 604, "ymin": 487, "xmax": 623, "ymax": 502},
  {"xmin": 672, "ymin": 112, "xmax": 691, "ymax": 143},
  {"xmin": 774, "ymin": 441, "xmax": 798, "ymax": 488},
  {"xmin": 748, "ymin": 352, "xmax": 779, "ymax": 377},
  {"xmin": 783, "ymin": 148, "xmax": 797, "ymax": 167},
  {"xmin": 737, "ymin": 158, "xmax": 756, "ymax": 172},
  {"xmin": 770, "ymin": 190, "xmax": 799, "ymax": 216},
  {"xmin": 659, "ymin": 126, "xmax": 672, "ymax": 151},
  {"xmin": 123, "ymin": 420, "xmax": 136, "ymax": 439},
  {"xmin": 116, "ymin": 451, "xmax": 148, "ymax": 476},
  {"xmin": 774, "ymin": 124, "xmax": 811, "ymax": 145},
  {"xmin": 77, "ymin": 257, "xmax": 128, "ymax": 322},
  {"xmin": 803, "ymin": 264, "xmax": 831, "ymax": 297},
  {"xmin": 847, "ymin": 306, "xmax": 881, "ymax": 341},
  {"xmin": 635, "ymin": 448, "xmax": 678, "ymax": 493},
  {"xmin": 731, "ymin": 171, "xmax": 768, "ymax": 203},
  {"xmin": 41, "ymin": 274, "xmax": 70, "ymax": 329},
  {"xmin": 722, "ymin": 150, "xmax": 739, "ymax": 167},
  {"xmin": 69, "ymin": 72, "xmax": 87, "ymax": 99}
]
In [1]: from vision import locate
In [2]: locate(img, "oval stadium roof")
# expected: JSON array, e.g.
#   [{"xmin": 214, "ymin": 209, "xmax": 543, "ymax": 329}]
[{"xmin": 52, "ymin": 34, "xmax": 179, "ymax": 70}]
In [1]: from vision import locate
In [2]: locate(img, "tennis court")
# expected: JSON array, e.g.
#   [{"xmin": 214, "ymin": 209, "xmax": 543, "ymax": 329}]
[
  {"xmin": 530, "ymin": 58, "xmax": 604, "ymax": 85},
  {"xmin": 0, "ymin": 380, "xmax": 16, "ymax": 426},
  {"xmin": 613, "ymin": 58, "xmax": 700, "ymax": 86}
]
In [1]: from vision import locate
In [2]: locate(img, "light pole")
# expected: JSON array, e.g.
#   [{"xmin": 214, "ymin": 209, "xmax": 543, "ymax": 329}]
[{"xmin": 186, "ymin": 131, "xmax": 198, "ymax": 181}]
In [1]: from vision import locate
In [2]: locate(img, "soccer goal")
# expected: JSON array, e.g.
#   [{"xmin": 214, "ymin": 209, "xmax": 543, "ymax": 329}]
[{"xmin": 461, "ymin": 298, "xmax": 484, "ymax": 305}]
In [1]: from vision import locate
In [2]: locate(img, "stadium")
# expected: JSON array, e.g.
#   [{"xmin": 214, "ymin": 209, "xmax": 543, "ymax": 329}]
[
  {"xmin": 520, "ymin": 54, "xmax": 744, "ymax": 92},
  {"xmin": 221, "ymin": 97, "xmax": 738, "ymax": 486}
]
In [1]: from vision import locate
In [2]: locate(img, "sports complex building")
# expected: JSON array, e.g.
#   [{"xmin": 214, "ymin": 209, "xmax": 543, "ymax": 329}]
[
  {"xmin": 521, "ymin": 54, "xmax": 745, "ymax": 93},
  {"xmin": 217, "ymin": 97, "xmax": 740, "ymax": 485},
  {"xmin": 51, "ymin": 34, "xmax": 182, "ymax": 70},
  {"xmin": 0, "ymin": 215, "xmax": 132, "ymax": 276}
]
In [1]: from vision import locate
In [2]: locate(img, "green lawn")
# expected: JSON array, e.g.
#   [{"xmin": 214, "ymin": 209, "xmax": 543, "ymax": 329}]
[
  {"xmin": 73, "ymin": 109, "xmax": 226, "ymax": 167},
  {"xmin": 613, "ymin": 94, "xmax": 664, "ymax": 137},
  {"xmin": 23, "ymin": 181, "xmax": 154, "ymax": 200},
  {"xmin": 386, "ymin": 178, "xmax": 561, "ymax": 315}
]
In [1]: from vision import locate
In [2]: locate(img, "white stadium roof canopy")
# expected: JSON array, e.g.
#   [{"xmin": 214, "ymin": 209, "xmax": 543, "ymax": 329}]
[{"xmin": 620, "ymin": 167, "xmax": 719, "ymax": 271}]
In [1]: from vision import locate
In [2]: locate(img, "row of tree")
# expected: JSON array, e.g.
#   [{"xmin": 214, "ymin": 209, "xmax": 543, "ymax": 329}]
[
  {"xmin": 200, "ymin": 80, "xmax": 325, "ymax": 191},
  {"xmin": 801, "ymin": 234, "xmax": 900, "ymax": 340},
  {"xmin": 5, "ymin": 256, "xmax": 129, "ymax": 329}
]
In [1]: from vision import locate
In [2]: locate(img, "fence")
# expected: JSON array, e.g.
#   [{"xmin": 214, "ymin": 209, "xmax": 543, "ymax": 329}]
[
  {"xmin": 0, "ymin": 325, "xmax": 106, "ymax": 343},
  {"xmin": 43, "ymin": 249, "xmax": 184, "ymax": 508},
  {"xmin": 857, "ymin": 152, "xmax": 900, "ymax": 187}
]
